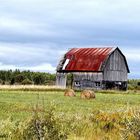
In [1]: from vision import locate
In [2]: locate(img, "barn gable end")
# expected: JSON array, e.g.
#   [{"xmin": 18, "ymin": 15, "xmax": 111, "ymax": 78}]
[{"xmin": 103, "ymin": 48, "xmax": 129, "ymax": 82}]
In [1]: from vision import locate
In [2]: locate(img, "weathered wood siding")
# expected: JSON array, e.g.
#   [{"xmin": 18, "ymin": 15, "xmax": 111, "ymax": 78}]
[
  {"xmin": 56, "ymin": 55, "xmax": 65, "ymax": 72},
  {"xmin": 56, "ymin": 73, "xmax": 67, "ymax": 88},
  {"xmin": 73, "ymin": 72, "xmax": 103, "ymax": 89},
  {"xmin": 103, "ymin": 49, "xmax": 127, "ymax": 81}
]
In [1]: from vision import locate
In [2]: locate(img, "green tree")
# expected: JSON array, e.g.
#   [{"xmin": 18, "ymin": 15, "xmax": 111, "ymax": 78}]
[
  {"xmin": 33, "ymin": 73, "xmax": 46, "ymax": 85},
  {"xmin": 15, "ymin": 74, "xmax": 25, "ymax": 84}
]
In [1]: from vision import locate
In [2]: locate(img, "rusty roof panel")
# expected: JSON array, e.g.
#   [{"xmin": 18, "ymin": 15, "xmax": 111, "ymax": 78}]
[{"xmin": 64, "ymin": 47, "xmax": 115, "ymax": 72}]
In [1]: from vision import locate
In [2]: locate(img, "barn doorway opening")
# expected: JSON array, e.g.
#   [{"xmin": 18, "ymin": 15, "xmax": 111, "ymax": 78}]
[
  {"xmin": 66, "ymin": 73, "xmax": 73, "ymax": 88},
  {"xmin": 104, "ymin": 81, "xmax": 127, "ymax": 90}
]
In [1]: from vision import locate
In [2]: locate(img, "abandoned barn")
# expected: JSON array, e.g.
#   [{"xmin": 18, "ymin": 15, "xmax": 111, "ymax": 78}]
[{"xmin": 56, "ymin": 47, "xmax": 130, "ymax": 90}]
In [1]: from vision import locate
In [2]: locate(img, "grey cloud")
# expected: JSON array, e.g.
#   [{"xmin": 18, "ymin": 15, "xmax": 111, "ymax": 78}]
[
  {"xmin": 0, "ymin": 43, "xmax": 65, "ymax": 67},
  {"xmin": 0, "ymin": 0, "xmax": 140, "ymax": 77}
]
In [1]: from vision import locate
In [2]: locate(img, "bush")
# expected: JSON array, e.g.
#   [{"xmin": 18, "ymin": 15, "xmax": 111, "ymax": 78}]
[
  {"xmin": 0, "ymin": 79, "xmax": 3, "ymax": 85},
  {"xmin": 33, "ymin": 73, "xmax": 46, "ymax": 85},
  {"xmin": 22, "ymin": 79, "xmax": 33, "ymax": 85},
  {"xmin": 128, "ymin": 79, "xmax": 140, "ymax": 90},
  {"xmin": 122, "ymin": 109, "xmax": 140, "ymax": 140},
  {"xmin": 14, "ymin": 74, "xmax": 25, "ymax": 83},
  {"xmin": 128, "ymin": 84, "xmax": 135, "ymax": 90},
  {"xmin": 10, "ymin": 78, "xmax": 15, "ymax": 85},
  {"xmin": 0, "ymin": 104, "xmax": 68, "ymax": 140},
  {"xmin": 137, "ymin": 82, "xmax": 140, "ymax": 86}
]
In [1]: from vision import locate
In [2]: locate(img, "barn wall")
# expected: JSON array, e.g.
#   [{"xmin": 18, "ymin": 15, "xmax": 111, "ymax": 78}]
[
  {"xmin": 73, "ymin": 72, "xmax": 103, "ymax": 90},
  {"xmin": 103, "ymin": 49, "xmax": 128, "ymax": 81},
  {"xmin": 56, "ymin": 73, "xmax": 67, "ymax": 88}
]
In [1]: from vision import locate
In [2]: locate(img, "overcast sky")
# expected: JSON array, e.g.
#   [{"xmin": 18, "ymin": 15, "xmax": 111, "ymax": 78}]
[{"xmin": 0, "ymin": 0, "xmax": 140, "ymax": 78}]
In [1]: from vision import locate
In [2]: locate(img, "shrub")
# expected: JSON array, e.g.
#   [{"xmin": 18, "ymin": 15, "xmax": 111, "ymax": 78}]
[
  {"xmin": 0, "ymin": 79, "xmax": 3, "ymax": 85},
  {"xmin": 15, "ymin": 74, "xmax": 25, "ymax": 83},
  {"xmin": 33, "ymin": 73, "xmax": 46, "ymax": 85},
  {"xmin": 128, "ymin": 84, "xmax": 135, "ymax": 90},
  {"xmin": 137, "ymin": 82, "xmax": 140, "ymax": 86},
  {"xmin": 10, "ymin": 78, "xmax": 15, "ymax": 85},
  {"xmin": 0, "ymin": 117, "xmax": 18, "ymax": 139},
  {"xmin": 122, "ymin": 109, "xmax": 140, "ymax": 140},
  {"xmin": 0, "ymin": 104, "xmax": 68, "ymax": 140},
  {"xmin": 22, "ymin": 79, "xmax": 33, "ymax": 85}
]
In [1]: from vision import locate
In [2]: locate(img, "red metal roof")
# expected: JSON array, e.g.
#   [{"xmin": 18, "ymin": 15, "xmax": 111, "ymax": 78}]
[{"xmin": 64, "ymin": 47, "xmax": 115, "ymax": 72}]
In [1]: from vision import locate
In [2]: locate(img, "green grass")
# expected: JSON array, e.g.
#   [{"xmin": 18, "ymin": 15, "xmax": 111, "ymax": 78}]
[
  {"xmin": 0, "ymin": 90, "xmax": 140, "ymax": 139},
  {"xmin": 0, "ymin": 90, "xmax": 140, "ymax": 120}
]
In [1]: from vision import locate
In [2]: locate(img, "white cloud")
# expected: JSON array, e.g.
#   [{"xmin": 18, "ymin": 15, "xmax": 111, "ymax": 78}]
[
  {"xmin": 122, "ymin": 48, "xmax": 140, "ymax": 61},
  {"xmin": 0, "ymin": 43, "xmax": 45, "ymax": 56},
  {"xmin": 27, "ymin": 63, "xmax": 56, "ymax": 72},
  {"xmin": 0, "ymin": 42, "xmax": 65, "ymax": 71},
  {"xmin": 0, "ymin": 62, "xmax": 55, "ymax": 73},
  {"xmin": 126, "ymin": 53, "xmax": 140, "ymax": 61},
  {"xmin": 0, "ymin": 17, "xmax": 28, "ymax": 29}
]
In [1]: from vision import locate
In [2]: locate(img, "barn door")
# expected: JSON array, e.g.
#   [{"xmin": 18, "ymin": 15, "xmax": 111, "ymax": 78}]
[{"xmin": 56, "ymin": 73, "xmax": 67, "ymax": 88}]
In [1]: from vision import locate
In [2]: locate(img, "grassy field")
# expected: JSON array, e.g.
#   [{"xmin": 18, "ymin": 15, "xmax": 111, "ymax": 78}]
[
  {"xmin": 0, "ymin": 88, "xmax": 140, "ymax": 139},
  {"xmin": 0, "ymin": 90, "xmax": 140, "ymax": 119}
]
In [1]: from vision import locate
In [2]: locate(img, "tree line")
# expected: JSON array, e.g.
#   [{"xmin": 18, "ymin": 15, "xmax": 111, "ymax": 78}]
[{"xmin": 0, "ymin": 70, "xmax": 56, "ymax": 85}]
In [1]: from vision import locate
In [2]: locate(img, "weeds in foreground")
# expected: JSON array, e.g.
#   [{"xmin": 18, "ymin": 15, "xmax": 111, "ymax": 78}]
[
  {"xmin": 0, "ymin": 102, "xmax": 140, "ymax": 140},
  {"xmin": 121, "ymin": 108, "xmax": 140, "ymax": 140},
  {"xmin": 0, "ymin": 101, "xmax": 69, "ymax": 140}
]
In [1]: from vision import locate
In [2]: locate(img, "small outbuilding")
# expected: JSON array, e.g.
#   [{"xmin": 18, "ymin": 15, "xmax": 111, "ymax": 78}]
[{"xmin": 56, "ymin": 47, "xmax": 130, "ymax": 90}]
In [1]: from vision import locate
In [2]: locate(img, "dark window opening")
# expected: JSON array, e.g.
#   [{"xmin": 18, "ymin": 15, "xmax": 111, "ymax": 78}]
[
  {"xmin": 95, "ymin": 82, "xmax": 101, "ymax": 87},
  {"xmin": 75, "ymin": 81, "xmax": 80, "ymax": 87}
]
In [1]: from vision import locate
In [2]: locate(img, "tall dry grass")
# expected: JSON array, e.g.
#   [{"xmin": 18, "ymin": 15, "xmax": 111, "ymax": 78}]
[{"xmin": 0, "ymin": 85, "xmax": 65, "ymax": 92}]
